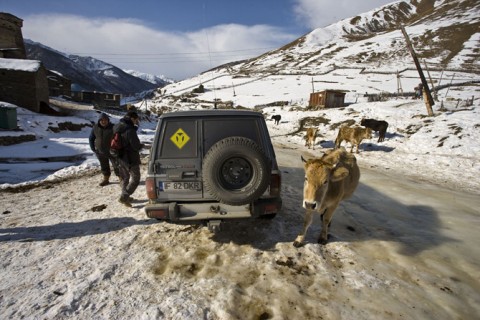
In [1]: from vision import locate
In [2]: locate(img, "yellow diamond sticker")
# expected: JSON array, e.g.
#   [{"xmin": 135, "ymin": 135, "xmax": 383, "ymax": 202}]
[{"xmin": 170, "ymin": 128, "xmax": 190, "ymax": 149}]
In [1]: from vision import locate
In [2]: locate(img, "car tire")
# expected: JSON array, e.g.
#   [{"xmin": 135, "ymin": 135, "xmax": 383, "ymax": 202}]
[{"xmin": 203, "ymin": 137, "xmax": 271, "ymax": 206}]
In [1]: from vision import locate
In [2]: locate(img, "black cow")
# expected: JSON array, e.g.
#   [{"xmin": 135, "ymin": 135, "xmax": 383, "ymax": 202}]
[
  {"xmin": 360, "ymin": 118, "xmax": 388, "ymax": 142},
  {"xmin": 271, "ymin": 115, "xmax": 281, "ymax": 125}
]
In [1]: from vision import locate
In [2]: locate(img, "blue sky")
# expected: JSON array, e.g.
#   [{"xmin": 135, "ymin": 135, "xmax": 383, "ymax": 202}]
[{"xmin": 1, "ymin": 0, "xmax": 393, "ymax": 80}]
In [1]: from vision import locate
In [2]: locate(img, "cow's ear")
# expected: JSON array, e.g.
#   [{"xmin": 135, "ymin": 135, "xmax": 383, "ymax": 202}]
[{"xmin": 331, "ymin": 167, "xmax": 349, "ymax": 181}]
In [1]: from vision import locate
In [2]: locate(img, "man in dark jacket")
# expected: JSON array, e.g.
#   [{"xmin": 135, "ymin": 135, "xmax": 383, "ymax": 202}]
[
  {"xmin": 89, "ymin": 113, "xmax": 120, "ymax": 186},
  {"xmin": 114, "ymin": 111, "xmax": 143, "ymax": 207}
]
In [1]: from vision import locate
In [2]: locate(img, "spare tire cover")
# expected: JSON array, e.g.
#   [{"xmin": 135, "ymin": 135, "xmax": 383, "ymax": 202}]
[{"xmin": 203, "ymin": 136, "xmax": 271, "ymax": 206}]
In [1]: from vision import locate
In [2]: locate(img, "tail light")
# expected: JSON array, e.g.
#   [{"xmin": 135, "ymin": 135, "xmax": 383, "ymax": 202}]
[
  {"xmin": 145, "ymin": 177, "xmax": 157, "ymax": 199},
  {"xmin": 269, "ymin": 172, "xmax": 281, "ymax": 197}
]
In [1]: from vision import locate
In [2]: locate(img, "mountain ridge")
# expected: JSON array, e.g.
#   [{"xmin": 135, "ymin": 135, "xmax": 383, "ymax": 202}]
[
  {"xmin": 24, "ymin": 39, "xmax": 171, "ymax": 95},
  {"xmin": 208, "ymin": 0, "xmax": 479, "ymax": 78}
]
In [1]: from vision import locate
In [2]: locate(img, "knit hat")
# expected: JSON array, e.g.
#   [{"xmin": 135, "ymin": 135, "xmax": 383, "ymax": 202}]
[{"xmin": 99, "ymin": 113, "xmax": 109, "ymax": 121}]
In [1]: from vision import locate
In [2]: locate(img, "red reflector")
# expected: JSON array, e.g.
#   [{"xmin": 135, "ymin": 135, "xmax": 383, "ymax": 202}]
[
  {"xmin": 145, "ymin": 178, "xmax": 156, "ymax": 199},
  {"xmin": 147, "ymin": 209, "xmax": 168, "ymax": 219},
  {"xmin": 264, "ymin": 204, "xmax": 278, "ymax": 213}
]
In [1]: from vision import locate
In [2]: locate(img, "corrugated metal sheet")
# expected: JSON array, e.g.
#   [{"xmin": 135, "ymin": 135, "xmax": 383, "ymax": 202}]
[{"xmin": 309, "ymin": 90, "xmax": 346, "ymax": 108}]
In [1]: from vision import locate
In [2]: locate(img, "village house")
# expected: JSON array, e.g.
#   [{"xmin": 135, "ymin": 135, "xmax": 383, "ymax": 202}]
[
  {"xmin": 71, "ymin": 91, "xmax": 121, "ymax": 108},
  {"xmin": 0, "ymin": 58, "xmax": 50, "ymax": 113},
  {"xmin": 47, "ymin": 70, "xmax": 72, "ymax": 97}
]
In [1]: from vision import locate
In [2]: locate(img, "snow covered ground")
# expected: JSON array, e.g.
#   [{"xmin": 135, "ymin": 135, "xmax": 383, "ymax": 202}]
[{"xmin": 1, "ymin": 68, "xmax": 479, "ymax": 319}]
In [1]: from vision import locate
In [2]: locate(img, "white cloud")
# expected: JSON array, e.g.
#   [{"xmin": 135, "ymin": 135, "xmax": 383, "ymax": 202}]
[
  {"xmin": 293, "ymin": 0, "xmax": 394, "ymax": 29},
  {"xmin": 21, "ymin": 14, "xmax": 297, "ymax": 80}
]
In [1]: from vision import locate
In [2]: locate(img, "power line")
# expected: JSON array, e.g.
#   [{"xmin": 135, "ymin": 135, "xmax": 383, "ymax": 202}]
[{"xmin": 69, "ymin": 47, "xmax": 276, "ymax": 56}]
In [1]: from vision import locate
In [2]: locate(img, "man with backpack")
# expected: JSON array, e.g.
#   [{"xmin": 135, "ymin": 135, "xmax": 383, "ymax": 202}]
[
  {"xmin": 89, "ymin": 113, "xmax": 120, "ymax": 186},
  {"xmin": 113, "ymin": 111, "xmax": 143, "ymax": 207}
]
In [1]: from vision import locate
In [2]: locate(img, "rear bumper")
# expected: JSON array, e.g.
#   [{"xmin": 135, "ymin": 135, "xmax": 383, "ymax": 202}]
[{"xmin": 145, "ymin": 197, "xmax": 282, "ymax": 221}]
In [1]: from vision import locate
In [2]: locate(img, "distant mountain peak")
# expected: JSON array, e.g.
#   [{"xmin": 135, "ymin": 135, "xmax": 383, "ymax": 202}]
[{"xmin": 123, "ymin": 69, "xmax": 174, "ymax": 86}]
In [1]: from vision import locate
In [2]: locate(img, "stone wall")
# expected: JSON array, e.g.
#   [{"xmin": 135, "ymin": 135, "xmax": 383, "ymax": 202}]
[{"xmin": 0, "ymin": 134, "xmax": 36, "ymax": 146}]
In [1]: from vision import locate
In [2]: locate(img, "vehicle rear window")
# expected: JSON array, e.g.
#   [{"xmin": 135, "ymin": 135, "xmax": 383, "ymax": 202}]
[
  {"xmin": 203, "ymin": 118, "xmax": 261, "ymax": 152},
  {"xmin": 159, "ymin": 120, "xmax": 197, "ymax": 158}
]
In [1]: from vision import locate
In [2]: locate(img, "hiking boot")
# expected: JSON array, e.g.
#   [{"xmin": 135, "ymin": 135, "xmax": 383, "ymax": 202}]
[
  {"xmin": 119, "ymin": 196, "xmax": 132, "ymax": 207},
  {"xmin": 99, "ymin": 175, "xmax": 110, "ymax": 187}
]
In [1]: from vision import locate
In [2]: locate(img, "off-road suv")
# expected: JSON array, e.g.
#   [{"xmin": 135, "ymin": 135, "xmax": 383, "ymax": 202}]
[{"xmin": 145, "ymin": 110, "xmax": 282, "ymax": 230}]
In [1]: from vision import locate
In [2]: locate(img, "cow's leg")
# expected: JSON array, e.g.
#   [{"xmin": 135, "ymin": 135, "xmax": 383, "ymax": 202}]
[
  {"xmin": 293, "ymin": 209, "xmax": 314, "ymax": 247},
  {"xmin": 334, "ymin": 137, "xmax": 341, "ymax": 149},
  {"xmin": 318, "ymin": 206, "xmax": 337, "ymax": 244}
]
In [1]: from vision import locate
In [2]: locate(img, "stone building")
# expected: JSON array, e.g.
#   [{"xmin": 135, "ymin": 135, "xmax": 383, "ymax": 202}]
[
  {"xmin": 0, "ymin": 12, "xmax": 50, "ymax": 113},
  {"xmin": 0, "ymin": 12, "xmax": 26, "ymax": 59}
]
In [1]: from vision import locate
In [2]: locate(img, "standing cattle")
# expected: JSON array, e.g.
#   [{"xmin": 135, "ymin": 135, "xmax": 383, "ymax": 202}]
[
  {"xmin": 360, "ymin": 118, "xmax": 389, "ymax": 142},
  {"xmin": 294, "ymin": 148, "xmax": 360, "ymax": 246},
  {"xmin": 335, "ymin": 126, "xmax": 372, "ymax": 154},
  {"xmin": 271, "ymin": 115, "xmax": 281, "ymax": 125},
  {"xmin": 304, "ymin": 127, "xmax": 318, "ymax": 150}
]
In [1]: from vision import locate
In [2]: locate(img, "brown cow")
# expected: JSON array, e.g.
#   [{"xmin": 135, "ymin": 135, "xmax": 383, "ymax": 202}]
[
  {"xmin": 304, "ymin": 128, "xmax": 318, "ymax": 150},
  {"xmin": 335, "ymin": 126, "xmax": 372, "ymax": 154},
  {"xmin": 294, "ymin": 148, "xmax": 360, "ymax": 246}
]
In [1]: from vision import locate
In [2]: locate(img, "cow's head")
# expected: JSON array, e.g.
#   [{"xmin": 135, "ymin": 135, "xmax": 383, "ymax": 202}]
[{"xmin": 301, "ymin": 151, "xmax": 349, "ymax": 211}]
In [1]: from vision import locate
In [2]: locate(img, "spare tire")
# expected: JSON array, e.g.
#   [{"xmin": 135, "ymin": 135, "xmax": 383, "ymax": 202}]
[{"xmin": 203, "ymin": 137, "xmax": 271, "ymax": 206}]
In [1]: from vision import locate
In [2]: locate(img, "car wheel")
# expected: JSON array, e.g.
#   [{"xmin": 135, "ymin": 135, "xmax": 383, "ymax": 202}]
[{"xmin": 203, "ymin": 137, "xmax": 271, "ymax": 206}]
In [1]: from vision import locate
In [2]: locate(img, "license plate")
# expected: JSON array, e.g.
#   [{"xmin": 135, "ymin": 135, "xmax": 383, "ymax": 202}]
[{"xmin": 161, "ymin": 181, "xmax": 201, "ymax": 191}]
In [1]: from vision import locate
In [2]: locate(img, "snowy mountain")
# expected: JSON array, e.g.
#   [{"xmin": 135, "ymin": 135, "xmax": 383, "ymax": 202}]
[
  {"xmin": 24, "ymin": 40, "xmax": 169, "ymax": 94},
  {"xmin": 123, "ymin": 69, "xmax": 174, "ymax": 86},
  {"xmin": 207, "ymin": 0, "xmax": 478, "ymax": 77}
]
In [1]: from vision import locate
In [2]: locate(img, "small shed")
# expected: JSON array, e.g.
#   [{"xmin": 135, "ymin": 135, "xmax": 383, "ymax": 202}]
[{"xmin": 309, "ymin": 90, "xmax": 346, "ymax": 109}]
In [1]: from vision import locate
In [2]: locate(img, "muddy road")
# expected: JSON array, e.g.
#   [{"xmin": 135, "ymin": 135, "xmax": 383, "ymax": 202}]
[{"xmin": 0, "ymin": 144, "xmax": 479, "ymax": 319}]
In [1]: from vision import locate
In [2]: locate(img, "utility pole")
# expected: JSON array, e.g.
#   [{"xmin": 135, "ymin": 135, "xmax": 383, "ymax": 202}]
[{"xmin": 400, "ymin": 25, "xmax": 434, "ymax": 116}]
